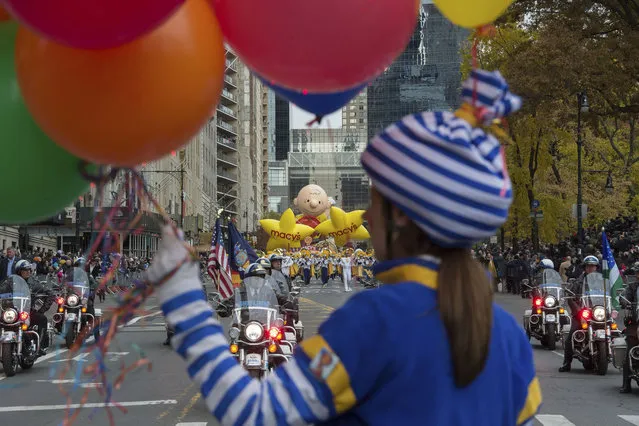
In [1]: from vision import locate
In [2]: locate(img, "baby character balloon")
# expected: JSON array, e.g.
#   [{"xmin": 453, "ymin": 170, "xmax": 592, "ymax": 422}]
[{"xmin": 294, "ymin": 184, "xmax": 329, "ymax": 228}]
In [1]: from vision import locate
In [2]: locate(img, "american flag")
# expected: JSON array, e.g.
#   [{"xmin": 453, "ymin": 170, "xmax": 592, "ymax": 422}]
[{"xmin": 207, "ymin": 218, "xmax": 234, "ymax": 299}]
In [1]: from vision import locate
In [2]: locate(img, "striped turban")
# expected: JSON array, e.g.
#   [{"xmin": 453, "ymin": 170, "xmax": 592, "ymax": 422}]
[{"xmin": 360, "ymin": 69, "xmax": 521, "ymax": 248}]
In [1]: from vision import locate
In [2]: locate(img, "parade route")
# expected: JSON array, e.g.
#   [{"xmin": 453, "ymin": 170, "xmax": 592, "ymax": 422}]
[{"xmin": 1, "ymin": 279, "xmax": 638, "ymax": 425}]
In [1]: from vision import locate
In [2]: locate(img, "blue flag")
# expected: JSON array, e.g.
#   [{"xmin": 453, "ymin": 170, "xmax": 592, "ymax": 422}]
[{"xmin": 227, "ymin": 221, "xmax": 258, "ymax": 278}]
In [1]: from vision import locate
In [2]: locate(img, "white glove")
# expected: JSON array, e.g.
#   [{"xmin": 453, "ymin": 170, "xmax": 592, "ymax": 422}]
[{"xmin": 146, "ymin": 225, "xmax": 201, "ymax": 304}]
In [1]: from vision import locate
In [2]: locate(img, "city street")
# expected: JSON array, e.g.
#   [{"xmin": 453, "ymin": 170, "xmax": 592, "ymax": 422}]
[{"xmin": 1, "ymin": 279, "xmax": 639, "ymax": 425}]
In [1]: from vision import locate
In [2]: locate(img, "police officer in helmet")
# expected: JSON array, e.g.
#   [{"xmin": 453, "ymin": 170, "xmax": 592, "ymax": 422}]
[
  {"xmin": 559, "ymin": 255, "xmax": 600, "ymax": 372},
  {"xmin": 620, "ymin": 262, "xmax": 639, "ymax": 393}
]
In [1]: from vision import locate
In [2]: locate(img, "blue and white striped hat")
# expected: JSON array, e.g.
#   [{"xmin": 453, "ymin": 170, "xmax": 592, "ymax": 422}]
[{"xmin": 361, "ymin": 69, "xmax": 522, "ymax": 248}]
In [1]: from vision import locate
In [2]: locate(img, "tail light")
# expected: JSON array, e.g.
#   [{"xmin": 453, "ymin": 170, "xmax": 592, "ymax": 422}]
[
  {"xmin": 57, "ymin": 297, "xmax": 64, "ymax": 305},
  {"xmin": 533, "ymin": 298, "xmax": 542, "ymax": 307},
  {"xmin": 19, "ymin": 311, "xmax": 29, "ymax": 321},
  {"xmin": 581, "ymin": 309, "xmax": 591, "ymax": 320},
  {"xmin": 268, "ymin": 327, "xmax": 282, "ymax": 340}
]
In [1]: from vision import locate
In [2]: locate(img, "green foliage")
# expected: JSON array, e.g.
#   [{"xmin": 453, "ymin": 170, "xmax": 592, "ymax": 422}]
[{"xmin": 463, "ymin": 2, "xmax": 639, "ymax": 243}]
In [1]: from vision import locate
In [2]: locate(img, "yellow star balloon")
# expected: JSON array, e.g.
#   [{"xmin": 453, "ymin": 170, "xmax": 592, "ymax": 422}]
[
  {"xmin": 315, "ymin": 206, "xmax": 370, "ymax": 247},
  {"xmin": 260, "ymin": 208, "xmax": 315, "ymax": 251}
]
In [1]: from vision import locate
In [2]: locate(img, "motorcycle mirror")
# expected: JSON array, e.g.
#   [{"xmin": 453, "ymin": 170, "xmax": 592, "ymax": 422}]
[{"xmin": 616, "ymin": 288, "xmax": 625, "ymax": 296}]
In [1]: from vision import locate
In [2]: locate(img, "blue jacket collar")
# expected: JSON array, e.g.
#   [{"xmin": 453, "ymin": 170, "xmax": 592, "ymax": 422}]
[{"xmin": 373, "ymin": 256, "xmax": 440, "ymax": 290}]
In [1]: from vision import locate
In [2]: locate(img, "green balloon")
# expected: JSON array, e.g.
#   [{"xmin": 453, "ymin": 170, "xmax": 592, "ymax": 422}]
[{"xmin": 0, "ymin": 22, "xmax": 92, "ymax": 224}]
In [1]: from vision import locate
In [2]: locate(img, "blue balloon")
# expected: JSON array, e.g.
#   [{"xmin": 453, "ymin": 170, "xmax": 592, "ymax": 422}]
[{"xmin": 261, "ymin": 77, "xmax": 367, "ymax": 118}]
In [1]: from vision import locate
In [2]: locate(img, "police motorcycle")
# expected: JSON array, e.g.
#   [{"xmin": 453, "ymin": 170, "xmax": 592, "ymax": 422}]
[
  {"xmin": 218, "ymin": 264, "xmax": 293, "ymax": 379},
  {"xmin": 611, "ymin": 284, "xmax": 639, "ymax": 385},
  {"xmin": 565, "ymin": 272, "xmax": 621, "ymax": 375},
  {"xmin": 0, "ymin": 275, "xmax": 48, "ymax": 376},
  {"xmin": 523, "ymin": 268, "xmax": 569, "ymax": 350},
  {"xmin": 53, "ymin": 267, "xmax": 100, "ymax": 348}
]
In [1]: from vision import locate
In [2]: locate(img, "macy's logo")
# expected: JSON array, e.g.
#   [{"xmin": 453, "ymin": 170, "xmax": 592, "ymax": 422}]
[
  {"xmin": 271, "ymin": 230, "xmax": 302, "ymax": 241},
  {"xmin": 328, "ymin": 224, "xmax": 358, "ymax": 237}
]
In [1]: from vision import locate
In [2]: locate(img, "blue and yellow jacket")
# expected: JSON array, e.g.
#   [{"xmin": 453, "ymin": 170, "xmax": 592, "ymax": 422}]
[{"xmin": 159, "ymin": 255, "xmax": 541, "ymax": 425}]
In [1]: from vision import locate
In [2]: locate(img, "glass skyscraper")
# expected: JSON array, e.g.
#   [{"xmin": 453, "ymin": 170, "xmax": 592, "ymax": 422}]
[{"xmin": 367, "ymin": 0, "xmax": 469, "ymax": 140}]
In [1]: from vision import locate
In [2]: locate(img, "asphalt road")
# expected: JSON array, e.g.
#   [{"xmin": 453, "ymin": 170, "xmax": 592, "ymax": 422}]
[{"xmin": 1, "ymin": 277, "xmax": 638, "ymax": 425}]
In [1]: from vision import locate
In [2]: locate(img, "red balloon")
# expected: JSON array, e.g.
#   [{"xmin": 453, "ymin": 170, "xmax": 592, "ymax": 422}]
[
  {"xmin": 2, "ymin": 0, "xmax": 185, "ymax": 49},
  {"xmin": 211, "ymin": 0, "xmax": 419, "ymax": 92}
]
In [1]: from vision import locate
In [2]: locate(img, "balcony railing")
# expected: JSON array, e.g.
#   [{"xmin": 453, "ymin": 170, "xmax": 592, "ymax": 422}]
[
  {"xmin": 224, "ymin": 75, "xmax": 236, "ymax": 86},
  {"xmin": 217, "ymin": 120, "xmax": 237, "ymax": 135},
  {"xmin": 217, "ymin": 154, "xmax": 238, "ymax": 166},
  {"xmin": 221, "ymin": 89, "xmax": 236, "ymax": 102},
  {"xmin": 217, "ymin": 170, "xmax": 238, "ymax": 182},
  {"xmin": 217, "ymin": 104, "xmax": 236, "ymax": 119},
  {"xmin": 217, "ymin": 136, "xmax": 237, "ymax": 150},
  {"xmin": 225, "ymin": 59, "xmax": 237, "ymax": 71}
]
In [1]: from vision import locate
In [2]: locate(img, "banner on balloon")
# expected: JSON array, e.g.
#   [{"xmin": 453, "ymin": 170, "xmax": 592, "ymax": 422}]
[
  {"xmin": 314, "ymin": 207, "xmax": 370, "ymax": 247},
  {"xmin": 259, "ymin": 209, "xmax": 315, "ymax": 251}
]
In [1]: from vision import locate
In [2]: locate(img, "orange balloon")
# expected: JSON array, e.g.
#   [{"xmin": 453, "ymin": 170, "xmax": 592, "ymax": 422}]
[{"xmin": 15, "ymin": 0, "xmax": 224, "ymax": 166}]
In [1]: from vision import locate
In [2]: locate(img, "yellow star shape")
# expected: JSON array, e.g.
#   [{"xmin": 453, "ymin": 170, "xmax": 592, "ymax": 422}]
[
  {"xmin": 315, "ymin": 207, "xmax": 370, "ymax": 247},
  {"xmin": 260, "ymin": 208, "xmax": 315, "ymax": 252}
]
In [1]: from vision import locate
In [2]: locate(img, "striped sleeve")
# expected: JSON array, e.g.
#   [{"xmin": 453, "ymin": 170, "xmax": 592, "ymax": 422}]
[{"xmin": 158, "ymin": 262, "xmax": 335, "ymax": 426}]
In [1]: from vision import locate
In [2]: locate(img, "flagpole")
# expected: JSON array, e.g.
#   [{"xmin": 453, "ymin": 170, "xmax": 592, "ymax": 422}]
[{"xmin": 602, "ymin": 227, "xmax": 609, "ymax": 318}]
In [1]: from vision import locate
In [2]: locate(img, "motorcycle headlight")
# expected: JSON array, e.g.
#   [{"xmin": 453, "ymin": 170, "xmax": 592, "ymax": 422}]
[
  {"xmin": 67, "ymin": 294, "xmax": 79, "ymax": 307},
  {"xmin": 544, "ymin": 296, "xmax": 556, "ymax": 308},
  {"xmin": 2, "ymin": 309, "xmax": 17, "ymax": 324},
  {"xmin": 244, "ymin": 322, "xmax": 263, "ymax": 342},
  {"xmin": 229, "ymin": 327, "xmax": 240, "ymax": 340},
  {"xmin": 593, "ymin": 306, "xmax": 606, "ymax": 322}
]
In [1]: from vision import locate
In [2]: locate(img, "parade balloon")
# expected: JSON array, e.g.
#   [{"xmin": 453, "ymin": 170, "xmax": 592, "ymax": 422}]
[
  {"xmin": 262, "ymin": 78, "xmax": 366, "ymax": 118},
  {"xmin": 260, "ymin": 209, "xmax": 315, "ymax": 252},
  {"xmin": 15, "ymin": 0, "xmax": 225, "ymax": 167},
  {"xmin": 0, "ymin": 5, "xmax": 10, "ymax": 21},
  {"xmin": 315, "ymin": 207, "xmax": 370, "ymax": 247},
  {"xmin": 2, "ymin": 0, "xmax": 184, "ymax": 49},
  {"xmin": 211, "ymin": 0, "xmax": 419, "ymax": 92},
  {"xmin": 433, "ymin": 0, "xmax": 513, "ymax": 28},
  {"xmin": 0, "ymin": 22, "xmax": 91, "ymax": 224}
]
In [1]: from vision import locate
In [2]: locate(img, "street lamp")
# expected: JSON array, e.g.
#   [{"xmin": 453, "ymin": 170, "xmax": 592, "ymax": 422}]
[{"xmin": 576, "ymin": 92, "xmax": 589, "ymax": 253}]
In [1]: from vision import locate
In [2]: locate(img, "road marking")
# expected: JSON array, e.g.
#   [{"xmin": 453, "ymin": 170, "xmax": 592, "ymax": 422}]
[
  {"xmin": 106, "ymin": 351, "xmax": 129, "ymax": 362},
  {"xmin": 620, "ymin": 415, "xmax": 639, "ymax": 425},
  {"xmin": 552, "ymin": 351, "xmax": 564, "ymax": 358},
  {"xmin": 176, "ymin": 391, "xmax": 202, "ymax": 423},
  {"xmin": 49, "ymin": 352, "xmax": 90, "ymax": 363},
  {"xmin": 299, "ymin": 297, "xmax": 335, "ymax": 312},
  {"xmin": 126, "ymin": 310, "xmax": 163, "ymax": 326},
  {"xmin": 0, "ymin": 399, "xmax": 178, "ymax": 412},
  {"xmin": 35, "ymin": 379, "xmax": 102, "ymax": 388},
  {"xmin": 176, "ymin": 423, "xmax": 208, "ymax": 426},
  {"xmin": 535, "ymin": 415, "xmax": 576, "ymax": 425}
]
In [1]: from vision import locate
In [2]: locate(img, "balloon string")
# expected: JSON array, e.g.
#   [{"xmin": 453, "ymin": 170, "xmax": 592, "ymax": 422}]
[{"xmin": 306, "ymin": 115, "xmax": 324, "ymax": 126}]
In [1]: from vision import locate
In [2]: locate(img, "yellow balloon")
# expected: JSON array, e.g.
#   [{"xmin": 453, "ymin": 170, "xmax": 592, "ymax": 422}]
[
  {"xmin": 260, "ymin": 208, "xmax": 315, "ymax": 252},
  {"xmin": 315, "ymin": 206, "xmax": 370, "ymax": 247},
  {"xmin": 433, "ymin": 0, "xmax": 513, "ymax": 28}
]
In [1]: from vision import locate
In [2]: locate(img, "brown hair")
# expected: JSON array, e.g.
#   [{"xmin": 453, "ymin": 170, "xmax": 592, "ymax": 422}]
[{"xmin": 396, "ymin": 221, "xmax": 493, "ymax": 388}]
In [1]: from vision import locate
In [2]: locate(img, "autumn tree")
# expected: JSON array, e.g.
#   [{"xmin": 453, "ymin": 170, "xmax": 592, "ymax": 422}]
[{"xmin": 465, "ymin": 0, "xmax": 638, "ymax": 246}]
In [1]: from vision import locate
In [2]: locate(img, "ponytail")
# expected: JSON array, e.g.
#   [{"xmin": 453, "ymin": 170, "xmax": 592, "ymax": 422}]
[{"xmin": 437, "ymin": 248, "xmax": 493, "ymax": 388}]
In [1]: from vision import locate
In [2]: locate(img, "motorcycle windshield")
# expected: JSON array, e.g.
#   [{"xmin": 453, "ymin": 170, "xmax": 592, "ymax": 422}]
[
  {"xmin": 581, "ymin": 272, "xmax": 611, "ymax": 312},
  {"xmin": 66, "ymin": 268, "xmax": 90, "ymax": 298},
  {"xmin": 538, "ymin": 284, "xmax": 562, "ymax": 299},
  {"xmin": 541, "ymin": 269, "xmax": 563, "ymax": 285},
  {"xmin": 0, "ymin": 275, "xmax": 31, "ymax": 313},
  {"xmin": 233, "ymin": 276, "xmax": 279, "ymax": 328}
]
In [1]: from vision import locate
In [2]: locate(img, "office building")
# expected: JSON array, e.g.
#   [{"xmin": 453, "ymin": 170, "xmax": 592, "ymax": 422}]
[{"xmin": 367, "ymin": 1, "xmax": 468, "ymax": 140}]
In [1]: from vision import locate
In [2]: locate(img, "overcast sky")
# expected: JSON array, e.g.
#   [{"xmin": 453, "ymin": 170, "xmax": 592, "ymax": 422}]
[{"xmin": 289, "ymin": 104, "xmax": 343, "ymax": 129}]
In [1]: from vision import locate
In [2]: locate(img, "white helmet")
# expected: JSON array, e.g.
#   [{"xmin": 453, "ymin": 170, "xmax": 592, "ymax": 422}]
[
  {"xmin": 15, "ymin": 259, "xmax": 32, "ymax": 273},
  {"xmin": 540, "ymin": 259, "xmax": 554, "ymax": 269}
]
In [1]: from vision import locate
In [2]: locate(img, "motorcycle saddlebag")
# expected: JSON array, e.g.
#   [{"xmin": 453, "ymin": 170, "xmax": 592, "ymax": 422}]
[{"xmin": 611, "ymin": 337, "xmax": 627, "ymax": 369}]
